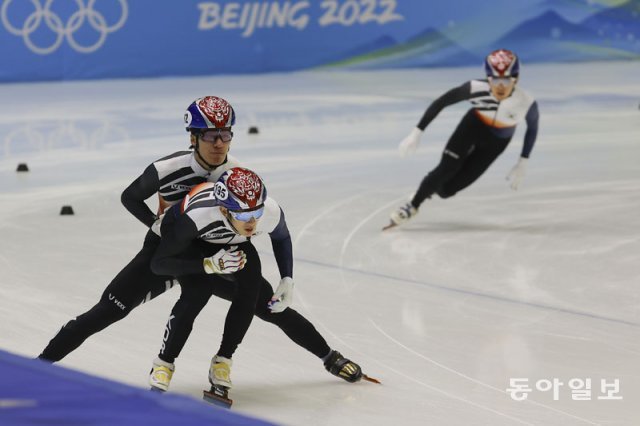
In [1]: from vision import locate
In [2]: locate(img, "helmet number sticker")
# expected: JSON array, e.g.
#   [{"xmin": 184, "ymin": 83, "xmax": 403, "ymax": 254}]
[{"xmin": 213, "ymin": 181, "xmax": 229, "ymax": 200}]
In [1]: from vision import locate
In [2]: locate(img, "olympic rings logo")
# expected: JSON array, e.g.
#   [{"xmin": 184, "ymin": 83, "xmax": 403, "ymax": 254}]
[{"xmin": 1, "ymin": 0, "xmax": 128, "ymax": 54}]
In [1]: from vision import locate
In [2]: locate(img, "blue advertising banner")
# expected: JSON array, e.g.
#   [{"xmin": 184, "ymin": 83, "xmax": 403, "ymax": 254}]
[{"xmin": 1, "ymin": 0, "xmax": 639, "ymax": 82}]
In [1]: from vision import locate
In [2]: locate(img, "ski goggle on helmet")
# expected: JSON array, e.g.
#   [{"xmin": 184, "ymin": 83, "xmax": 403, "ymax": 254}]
[
  {"xmin": 184, "ymin": 96, "xmax": 236, "ymax": 133},
  {"xmin": 214, "ymin": 167, "xmax": 267, "ymax": 222},
  {"xmin": 484, "ymin": 49, "xmax": 519, "ymax": 81}
]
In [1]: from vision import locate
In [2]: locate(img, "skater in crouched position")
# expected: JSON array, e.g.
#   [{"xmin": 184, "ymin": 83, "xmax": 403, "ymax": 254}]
[
  {"xmin": 388, "ymin": 49, "xmax": 539, "ymax": 228},
  {"xmin": 38, "ymin": 96, "xmax": 241, "ymax": 362},
  {"xmin": 148, "ymin": 167, "xmax": 370, "ymax": 403}
]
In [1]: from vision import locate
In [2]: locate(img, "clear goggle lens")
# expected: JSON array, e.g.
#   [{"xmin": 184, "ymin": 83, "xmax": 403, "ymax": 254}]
[
  {"xmin": 200, "ymin": 129, "xmax": 233, "ymax": 143},
  {"xmin": 229, "ymin": 206, "xmax": 265, "ymax": 222}
]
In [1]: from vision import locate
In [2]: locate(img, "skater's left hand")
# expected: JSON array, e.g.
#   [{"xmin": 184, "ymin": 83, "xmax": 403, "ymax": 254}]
[
  {"xmin": 507, "ymin": 157, "xmax": 528, "ymax": 190},
  {"xmin": 268, "ymin": 277, "xmax": 294, "ymax": 313}
]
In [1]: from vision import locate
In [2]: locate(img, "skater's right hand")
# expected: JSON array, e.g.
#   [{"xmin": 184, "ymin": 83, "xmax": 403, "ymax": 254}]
[
  {"xmin": 203, "ymin": 246, "xmax": 246, "ymax": 274},
  {"xmin": 398, "ymin": 127, "xmax": 423, "ymax": 157}
]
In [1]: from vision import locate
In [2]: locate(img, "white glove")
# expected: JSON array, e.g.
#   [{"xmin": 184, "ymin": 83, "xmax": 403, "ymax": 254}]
[
  {"xmin": 398, "ymin": 127, "xmax": 423, "ymax": 157},
  {"xmin": 506, "ymin": 157, "xmax": 528, "ymax": 190},
  {"xmin": 203, "ymin": 246, "xmax": 246, "ymax": 274},
  {"xmin": 268, "ymin": 277, "xmax": 294, "ymax": 313}
]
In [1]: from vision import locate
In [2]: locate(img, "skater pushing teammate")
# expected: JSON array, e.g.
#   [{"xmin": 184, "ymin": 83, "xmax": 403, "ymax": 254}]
[
  {"xmin": 386, "ymin": 49, "xmax": 540, "ymax": 229},
  {"xmin": 38, "ymin": 97, "xmax": 374, "ymax": 398},
  {"xmin": 39, "ymin": 96, "xmax": 241, "ymax": 362}
]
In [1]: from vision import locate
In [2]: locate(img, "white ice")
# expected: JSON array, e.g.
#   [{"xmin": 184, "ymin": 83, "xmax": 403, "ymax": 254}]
[{"xmin": 0, "ymin": 61, "xmax": 639, "ymax": 426}]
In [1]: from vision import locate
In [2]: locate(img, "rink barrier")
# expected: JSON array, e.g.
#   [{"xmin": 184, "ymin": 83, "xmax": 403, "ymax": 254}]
[
  {"xmin": 0, "ymin": 1, "xmax": 638, "ymax": 82},
  {"xmin": 0, "ymin": 349, "xmax": 275, "ymax": 426}
]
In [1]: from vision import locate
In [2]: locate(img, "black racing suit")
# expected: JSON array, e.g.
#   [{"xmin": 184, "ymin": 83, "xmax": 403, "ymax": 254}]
[
  {"xmin": 411, "ymin": 80, "xmax": 540, "ymax": 207},
  {"xmin": 39, "ymin": 152, "xmax": 234, "ymax": 361},
  {"xmin": 150, "ymin": 190, "xmax": 329, "ymax": 363}
]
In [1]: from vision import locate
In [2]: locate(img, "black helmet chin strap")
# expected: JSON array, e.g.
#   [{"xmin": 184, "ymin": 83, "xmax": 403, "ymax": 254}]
[
  {"xmin": 222, "ymin": 209, "xmax": 243, "ymax": 236},
  {"xmin": 194, "ymin": 139, "xmax": 225, "ymax": 171},
  {"xmin": 195, "ymin": 140, "xmax": 214, "ymax": 170},
  {"xmin": 227, "ymin": 214, "xmax": 239, "ymax": 234}
]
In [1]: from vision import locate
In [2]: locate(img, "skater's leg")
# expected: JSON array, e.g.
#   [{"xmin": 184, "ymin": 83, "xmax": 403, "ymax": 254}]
[
  {"xmin": 411, "ymin": 110, "xmax": 482, "ymax": 208},
  {"xmin": 38, "ymin": 301, "xmax": 128, "ymax": 362},
  {"xmin": 389, "ymin": 111, "xmax": 480, "ymax": 226},
  {"xmin": 215, "ymin": 242, "xmax": 263, "ymax": 359},
  {"xmin": 253, "ymin": 277, "xmax": 331, "ymax": 358},
  {"xmin": 39, "ymin": 233, "xmax": 174, "ymax": 362},
  {"xmin": 201, "ymin": 242, "xmax": 263, "ymax": 399},
  {"xmin": 206, "ymin": 262, "xmax": 368, "ymax": 385},
  {"xmin": 156, "ymin": 276, "xmax": 214, "ymax": 363},
  {"xmin": 438, "ymin": 136, "xmax": 510, "ymax": 198}
]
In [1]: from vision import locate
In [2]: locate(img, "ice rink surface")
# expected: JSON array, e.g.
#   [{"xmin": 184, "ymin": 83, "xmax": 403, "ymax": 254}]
[{"xmin": 1, "ymin": 61, "xmax": 639, "ymax": 426}]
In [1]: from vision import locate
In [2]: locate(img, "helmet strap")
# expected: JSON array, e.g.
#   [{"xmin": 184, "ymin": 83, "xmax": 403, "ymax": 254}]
[
  {"xmin": 223, "ymin": 210, "xmax": 242, "ymax": 235},
  {"xmin": 194, "ymin": 138, "xmax": 226, "ymax": 171}
]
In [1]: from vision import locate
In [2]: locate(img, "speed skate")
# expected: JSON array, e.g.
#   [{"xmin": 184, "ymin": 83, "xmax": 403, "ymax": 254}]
[
  {"xmin": 382, "ymin": 221, "xmax": 399, "ymax": 231},
  {"xmin": 362, "ymin": 374, "xmax": 382, "ymax": 384},
  {"xmin": 202, "ymin": 374, "xmax": 379, "ymax": 409},
  {"xmin": 203, "ymin": 385, "xmax": 233, "ymax": 408}
]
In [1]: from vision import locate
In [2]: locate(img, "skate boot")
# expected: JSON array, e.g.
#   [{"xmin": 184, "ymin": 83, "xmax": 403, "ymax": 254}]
[
  {"xmin": 390, "ymin": 202, "xmax": 417, "ymax": 225},
  {"xmin": 149, "ymin": 357, "xmax": 174, "ymax": 392},
  {"xmin": 383, "ymin": 201, "xmax": 418, "ymax": 230},
  {"xmin": 209, "ymin": 355, "xmax": 232, "ymax": 388},
  {"xmin": 323, "ymin": 350, "xmax": 363, "ymax": 383},
  {"xmin": 203, "ymin": 355, "xmax": 233, "ymax": 407}
]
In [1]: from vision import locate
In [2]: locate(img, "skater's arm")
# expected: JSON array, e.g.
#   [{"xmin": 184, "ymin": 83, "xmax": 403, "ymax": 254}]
[
  {"xmin": 417, "ymin": 82, "xmax": 471, "ymax": 130},
  {"xmin": 521, "ymin": 101, "xmax": 539, "ymax": 158},
  {"xmin": 121, "ymin": 164, "xmax": 161, "ymax": 228},
  {"xmin": 267, "ymin": 208, "xmax": 295, "ymax": 313},
  {"xmin": 269, "ymin": 208, "xmax": 293, "ymax": 279},
  {"xmin": 151, "ymin": 213, "xmax": 204, "ymax": 275}
]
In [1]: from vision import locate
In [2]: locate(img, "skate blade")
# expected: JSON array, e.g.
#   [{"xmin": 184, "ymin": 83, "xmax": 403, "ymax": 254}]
[
  {"xmin": 363, "ymin": 374, "xmax": 382, "ymax": 384},
  {"xmin": 203, "ymin": 388, "xmax": 233, "ymax": 408},
  {"xmin": 382, "ymin": 221, "xmax": 398, "ymax": 231},
  {"xmin": 149, "ymin": 387, "xmax": 166, "ymax": 393}
]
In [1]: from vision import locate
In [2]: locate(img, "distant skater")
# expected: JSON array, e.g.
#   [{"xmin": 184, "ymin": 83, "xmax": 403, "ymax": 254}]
[{"xmin": 387, "ymin": 49, "xmax": 539, "ymax": 229}]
